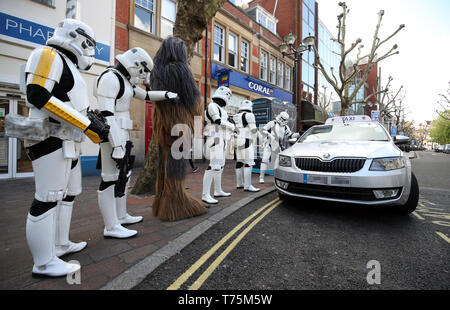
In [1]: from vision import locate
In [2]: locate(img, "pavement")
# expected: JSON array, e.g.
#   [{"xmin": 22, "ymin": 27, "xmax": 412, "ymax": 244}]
[{"xmin": 0, "ymin": 162, "xmax": 274, "ymax": 290}]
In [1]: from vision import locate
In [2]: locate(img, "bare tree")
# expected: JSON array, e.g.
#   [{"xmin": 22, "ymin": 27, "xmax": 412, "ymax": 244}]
[
  {"xmin": 312, "ymin": 2, "xmax": 405, "ymax": 116},
  {"xmin": 131, "ymin": 0, "xmax": 227, "ymax": 196},
  {"xmin": 378, "ymin": 76, "xmax": 404, "ymax": 119},
  {"xmin": 436, "ymin": 81, "xmax": 450, "ymax": 121}
]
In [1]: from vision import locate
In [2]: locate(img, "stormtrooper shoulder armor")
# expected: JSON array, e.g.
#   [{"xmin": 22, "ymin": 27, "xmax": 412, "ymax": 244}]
[
  {"xmin": 244, "ymin": 112, "xmax": 256, "ymax": 125},
  {"xmin": 206, "ymin": 101, "xmax": 221, "ymax": 123},
  {"xmin": 25, "ymin": 47, "xmax": 64, "ymax": 90},
  {"xmin": 95, "ymin": 71, "xmax": 121, "ymax": 99}
]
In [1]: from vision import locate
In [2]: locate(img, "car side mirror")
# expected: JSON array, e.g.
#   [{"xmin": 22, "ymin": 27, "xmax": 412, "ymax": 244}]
[
  {"xmin": 288, "ymin": 138, "xmax": 298, "ymax": 145},
  {"xmin": 394, "ymin": 135, "xmax": 409, "ymax": 145}
]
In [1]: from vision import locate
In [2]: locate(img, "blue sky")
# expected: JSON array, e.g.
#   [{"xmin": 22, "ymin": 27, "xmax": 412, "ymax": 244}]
[{"xmin": 317, "ymin": 0, "xmax": 450, "ymax": 125}]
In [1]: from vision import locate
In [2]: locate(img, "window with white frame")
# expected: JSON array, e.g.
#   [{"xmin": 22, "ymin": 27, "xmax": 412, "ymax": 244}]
[
  {"xmin": 256, "ymin": 9, "xmax": 277, "ymax": 34},
  {"xmin": 260, "ymin": 50, "xmax": 268, "ymax": 81},
  {"xmin": 240, "ymin": 40, "xmax": 249, "ymax": 73},
  {"xmin": 277, "ymin": 60, "xmax": 284, "ymax": 88},
  {"xmin": 228, "ymin": 32, "xmax": 237, "ymax": 68},
  {"xmin": 257, "ymin": 12, "xmax": 266, "ymax": 27},
  {"xmin": 135, "ymin": 0, "xmax": 155, "ymax": 34},
  {"xmin": 161, "ymin": 0, "xmax": 176, "ymax": 39},
  {"xmin": 269, "ymin": 56, "xmax": 276, "ymax": 84},
  {"xmin": 213, "ymin": 24, "xmax": 225, "ymax": 63},
  {"xmin": 267, "ymin": 20, "xmax": 275, "ymax": 33},
  {"xmin": 285, "ymin": 65, "xmax": 291, "ymax": 91}
]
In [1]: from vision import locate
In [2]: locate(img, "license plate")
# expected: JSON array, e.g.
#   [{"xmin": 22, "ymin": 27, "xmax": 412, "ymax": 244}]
[
  {"xmin": 330, "ymin": 176, "xmax": 351, "ymax": 186},
  {"xmin": 303, "ymin": 174, "xmax": 328, "ymax": 185}
]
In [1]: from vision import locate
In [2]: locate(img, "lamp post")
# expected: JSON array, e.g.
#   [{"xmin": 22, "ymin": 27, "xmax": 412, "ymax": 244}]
[{"xmin": 279, "ymin": 32, "xmax": 315, "ymax": 108}]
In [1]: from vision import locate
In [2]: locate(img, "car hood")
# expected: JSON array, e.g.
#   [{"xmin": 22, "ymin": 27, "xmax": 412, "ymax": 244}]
[{"xmin": 282, "ymin": 141, "xmax": 402, "ymax": 160}]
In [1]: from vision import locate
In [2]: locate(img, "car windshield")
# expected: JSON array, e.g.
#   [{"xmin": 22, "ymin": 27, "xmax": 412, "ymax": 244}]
[{"xmin": 299, "ymin": 123, "xmax": 390, "ymax": 143}]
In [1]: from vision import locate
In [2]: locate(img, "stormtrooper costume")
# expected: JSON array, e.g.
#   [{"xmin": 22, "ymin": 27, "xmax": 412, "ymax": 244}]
[
  {"xmin": 259, "ymin": 112, "xmax": 299, "ymax": 184},
  {"xmin": 202, "ymin": 86, "xmax": 235, "ymax": 204},
  {"xmin": 233, "ymin": 100, "xmax": 260, "ymax": 192},
  {"xmin": 94, "ymin": 47, "xmax": 178, "ymax": 239},
  {"xmin": 14, "ymin": 19, "xmax": 108, "ymax": 277}
]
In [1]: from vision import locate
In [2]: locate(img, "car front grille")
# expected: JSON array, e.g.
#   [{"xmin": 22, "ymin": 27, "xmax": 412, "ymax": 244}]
[
  {"xmin": 281, "ymin": 181, "xmax": 402, "ymax": 202},
  {"xmin": 294, "ymin": 157, "xmax": 366, "ymax": 173}
]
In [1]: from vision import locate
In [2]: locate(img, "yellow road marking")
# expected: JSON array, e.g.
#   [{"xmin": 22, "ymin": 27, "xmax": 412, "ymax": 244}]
[
  {"xmin": 412, "ymin": 212, "xmax": 425, "ymax": 220},
  {"xmin": 188, "ymin": 201, "xmax": 282, "ymax": 290},
  {"xmin": 167, "ymin": 197, "xmax": 280, "ymax": 290},
  {"xmin": 420, "ymin": 199, "xmax": 436, "ymax": 206},
  {"xmin": 435, "ymin": 232, "xmax": 450, "ymax": 244}
]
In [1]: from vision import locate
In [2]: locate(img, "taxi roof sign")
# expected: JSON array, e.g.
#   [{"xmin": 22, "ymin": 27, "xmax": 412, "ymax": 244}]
[{"xmin": 325, "ymin": 115, "xmax": 372, "ymax": 125}]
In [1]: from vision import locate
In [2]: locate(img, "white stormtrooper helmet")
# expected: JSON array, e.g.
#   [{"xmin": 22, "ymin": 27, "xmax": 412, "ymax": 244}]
[
  {"xmin": 47, "ymin": 19, "xmax": 96, "ymax": 71},
  {"xmin": 239, "ymin": 100, "xmax": 253, "ymax": 113},
  {"xmin": 116, "ymin": 47, "xmax": 154, "ymax": 85},
  {"xmin": 276, "ymin": 111, "xmax": 289, "ymax": 127},
  {"xmin": 212, "ymin": 86, "xmax": 232, "ymax": 107}
]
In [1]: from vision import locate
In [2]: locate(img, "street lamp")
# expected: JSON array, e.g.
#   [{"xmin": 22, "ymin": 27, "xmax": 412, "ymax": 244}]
[{"xmin": 279, "ymin": 32, "xmax": 315, "ymax": 108}]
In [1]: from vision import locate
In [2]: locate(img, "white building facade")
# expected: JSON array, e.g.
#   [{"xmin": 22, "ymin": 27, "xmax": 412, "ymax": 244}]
[{"xmin": 0, "ymin": 0, "xmax": 115, "ymax": 179}]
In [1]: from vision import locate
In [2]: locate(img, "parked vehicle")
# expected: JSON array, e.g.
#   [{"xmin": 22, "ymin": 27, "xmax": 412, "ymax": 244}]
[
  {"xmin": 274, "ymin": 115, "xmax": 419, "ymax": 214},
  {"xmin": 445, "ymin": 144, "xmax": 450, "ymax": 154},
  {"xmin": 436, "ymin": 145, "xmax": 445, "ymax": 152}
]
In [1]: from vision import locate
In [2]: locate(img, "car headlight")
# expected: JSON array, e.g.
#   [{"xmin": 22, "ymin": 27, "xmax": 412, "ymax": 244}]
[
  {"xmin": 278, "ymin": 155, "xmax": 292, "ymax": 167},
  {"xmin": 370, "ymin": 157, "xmax": 405, "ymax": 171}
]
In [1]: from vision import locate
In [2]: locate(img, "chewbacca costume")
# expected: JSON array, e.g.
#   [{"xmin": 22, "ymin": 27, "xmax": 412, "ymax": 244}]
[{"xmin": 150, "ymin": 37, "xmax": 207, "ymax": 221}]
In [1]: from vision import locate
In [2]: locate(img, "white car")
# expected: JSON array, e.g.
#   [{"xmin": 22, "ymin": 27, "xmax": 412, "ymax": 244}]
[{"xmin": 274, "ymin": 116, "xmax": 419, "ymax": 214}]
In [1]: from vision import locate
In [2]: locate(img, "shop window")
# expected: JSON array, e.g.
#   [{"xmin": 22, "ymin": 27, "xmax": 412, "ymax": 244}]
[
  {"xmin": 228, "ymin": 32, "xmax": 237, "ymax": 68},
  {"xmin": 161, "ymin": 0, "xmax": 176, "ymax": 39},
  {"xmin": 240, "ymin": 40, "xmax": 249, "ymax": 73},
  {"xmin": 213, "ymin": 24, "xmax": 225, "ymax": 63},
  {"xmin": 269, "ymin": 56, "xmax": 276, "ymax": 84},
  {"xmin": 135, "ymin": 0, "xmax": 155, "ymax": 34},
  {"xmin": 260, "ymin": 50, "xmax": 268, "ymax": 81}
]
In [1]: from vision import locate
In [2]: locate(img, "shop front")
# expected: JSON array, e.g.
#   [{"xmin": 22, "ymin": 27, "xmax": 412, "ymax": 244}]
[
  {"xmin": 0, "ymin": 1, "xmax": 114, "ymax": 178},
  {"xmin": 212, "ymin": 63, "xmax": 294, "ymax": 175},
  {"xmin": 0, "ymin": 93, "xmax": 32, "ymax": 179},
  {"xmin": 211, "ymin": 63, "xmax": 293, "ymax": 115}
]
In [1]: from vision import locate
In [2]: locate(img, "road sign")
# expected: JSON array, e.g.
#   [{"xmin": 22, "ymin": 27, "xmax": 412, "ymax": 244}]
[
  {"xmin": 391, "ymin": 125, "xmax": 398, "ymax": 136},
  {"xmin": 371, "ymin": 110, "xmax": 380, "ymax": 122}
]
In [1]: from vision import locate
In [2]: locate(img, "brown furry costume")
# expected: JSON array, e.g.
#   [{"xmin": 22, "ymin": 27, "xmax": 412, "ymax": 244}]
[{"xmin": 150, "ymin": 37, "xmax": 207, "ymax": 221}]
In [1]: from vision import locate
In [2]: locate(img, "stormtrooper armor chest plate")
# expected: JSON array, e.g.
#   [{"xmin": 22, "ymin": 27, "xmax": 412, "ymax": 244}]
[
  {"xmin": 63, "ymin": 54, "xmax": 89, "ymax": 114},
  {"xmin": 274, "ymin": 122, "xmax": 287, "ymax": 139},
  {"xmin": 234, "ymin": 112, "xmax": 250, "ymax": 138}
]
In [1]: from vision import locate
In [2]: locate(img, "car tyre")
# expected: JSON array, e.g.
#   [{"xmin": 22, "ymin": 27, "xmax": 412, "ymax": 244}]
[{"xmin": 397, "ymin": 172, "xmax": 419, "ymax": 214}]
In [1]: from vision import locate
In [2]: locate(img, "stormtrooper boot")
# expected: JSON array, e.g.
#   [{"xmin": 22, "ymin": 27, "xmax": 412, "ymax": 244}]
[
  {"xmin": 55, "ymin": 200, "xmax": 87, "ymax": 257},
  {"xmin": 26, "ymin": 208, "xmax": 81, "ymax": 277},
  {"xmin": 98, "ymin": 185, "xmax": 137, "ymax": 239},
  {"xmin": 202, "ymin": 169, "xmax": 218, "ymax": 204},
  {"xmin": 116, "ymin": 195, "xmax": 143, "ymax": 226},
  {"xmin": 214, "ymin": 169, "xmax": 231, "ymax": 197},
  {"xmin": 244, "ymin": 166, "xmax": 260, "ymax": 192},
  {"xmin": 235, "ymin": 167, "xmax": 244, "ymax": 189},
  {"xmin": 259, "ymin": 163, "xmax": 267, "ymax": 184}
]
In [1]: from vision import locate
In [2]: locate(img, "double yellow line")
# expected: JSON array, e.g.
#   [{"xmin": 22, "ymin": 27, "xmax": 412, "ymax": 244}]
[{"xmin": 167, "ymin": 197, "xmax": 282, "ymax": 290}]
